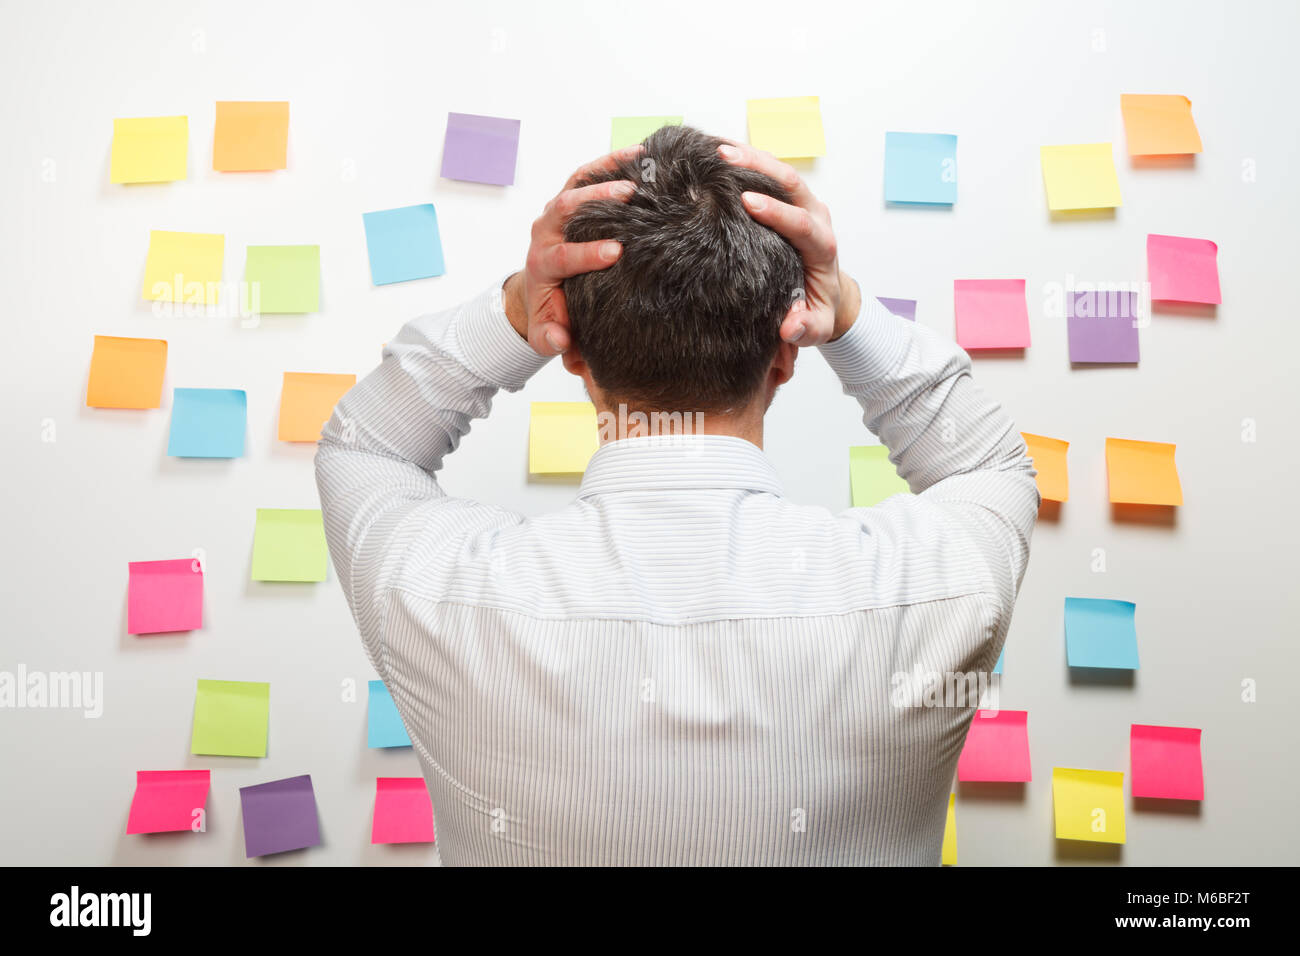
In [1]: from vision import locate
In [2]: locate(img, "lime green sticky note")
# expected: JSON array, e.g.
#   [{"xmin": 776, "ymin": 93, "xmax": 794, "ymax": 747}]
[
  {"xmin": 529, "ymin": 402, "xmax": 599, "ymax": 475},
  {"xmin": 610, "ymin": 115, "xmax": 683, "ymax": 150},
  {"xmin": 191, "ymin": 679, "xmax": 269, "ymax": 757},
  {"xmin": 243, "ymin": 245, "xmax": 320, "ymax": 313},
  {"xmin": 746, "ymin": 96, "xmax": 826, "ymax": 158},
  {"xmin": 250, "ymin": 508, "xmax": 328, "ymax": 582},
  {"xmin": 849, "ymin": 445, "xmax": 909, "ymax": 507}
]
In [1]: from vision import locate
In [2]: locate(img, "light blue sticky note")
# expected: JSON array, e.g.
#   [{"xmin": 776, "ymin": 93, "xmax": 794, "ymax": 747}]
[
  {"xmin": 367, "ymin": 679, "xmax": 411, "ymax": 748},
  {"xmin": 884, "ymin": 132, "xmax": 957, "ymax": 204},
  {"xmin": 167, "ymin": 388, "xmax": 247, "ymax": 458},
  {"xmin": 993, "ymin": 646, "xmax": 1005, "ymax": 675},
  {"xmin": 362, "ymin": 204, "xmax": 445, "ymax": 285},
  {"xmin": 1064, "ymin": 597, "xmax": 1139, "ymax": 669}
]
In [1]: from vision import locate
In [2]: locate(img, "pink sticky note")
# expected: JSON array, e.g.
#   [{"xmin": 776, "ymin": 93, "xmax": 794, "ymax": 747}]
[
  {"xmin": 1131, "ymin": 724, "xmax": 1203, "ymax": 800},
  {"xmin": 957, "ymin": 709, "xmax": 1032, "ymax": 782},
  {"xmin": 1147, "ymin": 234, "xmax": 1221, "ymax": 304},
  {"xmin": 954, "ymin": 279, "xmax": 1031, "ymax": 349},
  {"xmin": 371, "ymin": 777, "xmax": 435, "ymax": 844},
  {"xmin": 126, "ymin": 769, "xmax": 210, "ymax": 834},
  {"xmin": 128, "ymin": 558, "xmax": 203, "ymax": 634}
]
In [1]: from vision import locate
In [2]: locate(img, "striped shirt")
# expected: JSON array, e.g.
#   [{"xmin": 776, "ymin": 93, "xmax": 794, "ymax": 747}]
[{"xmin": 315, "ymin": 283, "xmax": 1038, "ymax": 865}]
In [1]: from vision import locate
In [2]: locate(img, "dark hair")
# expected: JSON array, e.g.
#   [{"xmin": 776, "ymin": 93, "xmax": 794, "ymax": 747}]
[{"xmin": 562, "ymin": 125, "xmax": 802, "ymax": 412}]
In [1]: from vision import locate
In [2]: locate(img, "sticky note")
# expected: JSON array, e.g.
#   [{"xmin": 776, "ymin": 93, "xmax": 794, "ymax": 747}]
[
  {"xmin": 110, "ymin": 116, "xmax": 188, "ymax": 184},
  {"xmin": 278, "ymin": 371, "xmax": 355, "ymax": 442},
  {"xmin": 250, "ymin": 508, "xmax": 328, "ymax": 582},
  {"xmin": 213, "ymin": 101, "xmax": 289, "ymax": 172},
  {"xmin": 1067, "ymin": 290, "xmax": 1140, "ymax": 363},
  {"xmin": 1065, "ymin": 597, "xmax": 1139, "ymax": 670},
  {"xmin": 529, "ymin": 402, "xmax": 599, "ymax": 475},
  {"xmin": 128, "ymin": 558, "xmax": 203, "ymax": 634},
  {"xmin": 1120, "ymin": 94, "xmax": 1202, "ymax": 155},
  {"xmin": 86, "ymin": 335, "xmax": 167, "ymax": 408},
  {"xmin": 993, "ymin": 646, "xmax": 1005, "ymax": 675},
  {"xmin": 1105, "ymin": 437, "xmax": 1183, "ymax": 505},
  {"xmin": 876, "ymin": 296, "xmax": 917, "ymax": 321},
  {"xmin": 1147, "ymin": 234, "xmax": 1221, "ymax": 304},
  {"xmin": 941, "ymin": 793, "xmax": 957, "ymax": 865},
  {"xmin": 611, "ymin": 115, "xmax": 683, "ymax": 150},
  {"xmin": 884, "ymin": 132, "xmax": 957, "ymax": 204},
  {"xmin": 1052, "ymin": 767, "xmax": 1126, "ymax": 844},
  {"xmin": 126, "ymin": 769, "xmax": 210, "ymax": 834},
  {"xmin": 243, "ymin": 245, "xmax": 320, "ymax": 314},
  {"xmin": 954, "ymin": 279, "xmax": 1030, "ymax": 349},
  {"xmin": 440, "ymin": 112, "xmax": 521, "ymax": 185},
  {"xmin": 190, "ymin": 679, "xmax": 269, "ymax": 757},
  {"xmin": 1021, "ymin": 432, "xmax": 1069, "ymax": 502},
  {"xmin": 368, "ymin": 680, "xmax": 411, "ymax": 748},
  {"xmin": 746, "ymin": 96, "xmax": 826, "ymax": 159},
  {"xmin": 1131, "ymin": 724, "xmax": 1204, "ymax": 800},
  {"xmin": 958, "ymin": 709, "xmax": 1032, "ymax": 781},
  {"xmin": 372, "ymin": 777, "xmax": 436, "ymax": 844},
  {"xmin": 168, "ymin": 388, "xmax": 246, "ymax": 457},
  {"xmin": 142, "ymin": 230, "xmax": 224, "ymax": 304},
  {"xmin": 1039, "ymin": 143, "xmax": 1122, "ymax": 210},
  {"xmin": 239, "ymin": 775, "xmax": 321, "ymax": 858},
  {"xmin": 362, "ymin": 204, "xmax": 445, "ymax": 285},
  {"xmin": 849, "ymin": 445, "xmax": 909, "ymax": 507}
]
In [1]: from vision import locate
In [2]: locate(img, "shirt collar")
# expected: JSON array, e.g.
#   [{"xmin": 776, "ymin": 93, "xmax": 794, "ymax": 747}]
[{"xmin": 578, "ymin": 434, "xmax": 784, "ymax": 498}]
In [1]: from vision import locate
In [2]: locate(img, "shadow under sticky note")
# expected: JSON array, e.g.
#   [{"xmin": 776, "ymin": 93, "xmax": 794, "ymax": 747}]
[
  {"xmin": 529, "ymin": 402, "xmax": 598, "ymax": 475},
  {"xmin": 367, "ymin": 679, "xmax": 411, "ymax": 748},
  {"xmin": 1120, "ymin": 94, "xmax": 1202, "ymax": 156},
  {"xmin": 128, "ymin": 558, "xmax": 203, "ymax": 634},
  {"xmin": 884, "ymin": 131, "xmax": 957, "ymax": 204},
  {"xmin": 440, "ymin": 112, "xmax": 521, "ymax": 185},
  {"xmin": 142, "ymin": 230, "xmax": 224, "ymax": 304},
  {"xmin": 611, "ymin": 115, "xmax": 683, "ymax": 150},
  {"xmin": 1131, "ymin": 724, "xmax": 1204, "ymax": 800},
  {"xmin": 746, "ymin": 96, "xmax": 826, "ymax": 159},
  {"xmin": 954, "ymin": 279, "xmax": 1030, "ymax": 349},
  {"xmin": 278, "ymin": 371, "xmax": 355, "ymax": 442},
  {"xmin": 244, "ymin": 245, "xmax": 320, "ymax": 314},
  {"xmin": 168, "ymin": 387, "xmax": 246, "ymax": 457},
  {"xmin": 849, "ymin": 445, "xmax": 909, "ymax": 507},
  {"xmin": 372, "ymin": 777, "xmax": 436, "ymax": 844},
  {"xmin": 251, "ymin": 508, "xmax": 328, "ymax": 582},
  {"xmin": 239, "ymin": 774, "xmax": 320, "ymax": 858},
  {"xmin": 362, "ymin": 204, "xmax": 445, "ymax": 285},
  {"xmin": 1052, "ymin": 767, "xmax": 1126, "ymax": 844},
  {"xmin": 1040, "ymin": 143, "xmax": 1121, "ymax": 211},
  {"xmin": 126, "ymin": 769, "xmax": 210, "ymax": 834},
  {"xmin": 1147, "ymin": 234, "xmax": 1220, "ymax": 305},
  {"xmin": 110, "ymin": 116, "xmax": 188, "ymax": 184},
  {"xmin": 213, "ymin": 101, "xmax": 289, "ymax": 172},
  {"xmin": 86, "ymin": 335, "xmax": 167, "ymax": 409},
  {"xmin": 1065, "ymin": 597, "xmax": 1139, "ymax": 669},
  {"xmin": 958, "ymin": 709, "xmax": 1032, "ymax": 782},
  {"xmin": 191, "ymin": 679, "xmax": 269, "ymax": 757},
  {"xmin": 1105, "ymin": 437, "xmax": 1182, "ymax": 505},
  {"xmin": 1021, "ymin": 432, "xmax": 1068, "ymax": 502}
]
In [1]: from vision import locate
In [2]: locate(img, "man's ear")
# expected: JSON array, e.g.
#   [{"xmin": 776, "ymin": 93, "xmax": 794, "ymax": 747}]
[
  {"xmin": 770, "ymin": 340, "xmax": 797, "ymax": 388},
  {"xmin": 561, "ymin": 344, "xmax": 591, "ymax": 385}
]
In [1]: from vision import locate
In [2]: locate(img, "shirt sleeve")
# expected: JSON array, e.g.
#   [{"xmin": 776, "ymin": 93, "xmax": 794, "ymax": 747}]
[{"xmin": 313, "ymin": 279, "xmax": 549, "ymax": 675}]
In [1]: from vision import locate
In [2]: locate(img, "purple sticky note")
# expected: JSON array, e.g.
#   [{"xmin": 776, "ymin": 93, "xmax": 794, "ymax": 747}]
[
  {"xmin": 877, "ymin": 296, "xmax": 917, "ymax": 321},
  {"xmin": 440, "ymin": 112, "xmax": 520, "ymax": 186},
  {"xmin": 239, "ymin": 774, "xmax": 321, "ymax": 858},
  {"xmin": 1067, "ymin": 290, "xmax": 1140, "ymax": 363}
]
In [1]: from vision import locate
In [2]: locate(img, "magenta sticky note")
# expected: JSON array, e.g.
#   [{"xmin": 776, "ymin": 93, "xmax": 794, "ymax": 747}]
[
  {"xmin": 954, "ymin": 279, "xmax": 1030, "ymax": 349},
  {"xmin": 440, "ymin": 112, "xmax": 520, "ymax": 186},
  {"xmin": 371, "ymin": 777, "xmax": 435, "ymax": 844},
  {"xmin": 126, "ymin": 769, "xmax": 210, "ymax": 834},
  {"xmin": 957, "ymin": 709, "xmax": 1032, "ymax": 782},
  {"xmin": 1148, "ymin": 234, "xmax": 1221, "ymax": 304},
  {"xmin": 1131, "ymin": 724, "xmax": 1203, "ymax": 800},
  {"xmin": 127, "ymin": 558, "xmax": 203, "ymax": 634}
]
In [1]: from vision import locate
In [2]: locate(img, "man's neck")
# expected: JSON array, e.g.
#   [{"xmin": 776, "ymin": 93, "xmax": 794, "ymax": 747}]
[{"xmin": 593, "ymin": 402, "xmax": 765, "ymax": 450}]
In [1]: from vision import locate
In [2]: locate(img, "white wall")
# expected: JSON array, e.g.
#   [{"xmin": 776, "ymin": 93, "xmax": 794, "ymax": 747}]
[{"xmin": 1, "ymin": 0, "xmax": 1297, "ymax": 865}]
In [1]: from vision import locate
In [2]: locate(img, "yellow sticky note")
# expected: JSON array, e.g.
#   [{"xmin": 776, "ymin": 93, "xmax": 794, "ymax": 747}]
[
  {"xmin": 1040, "ymin": 143, "xmax": 1122, "ymax": 210},
  {"xmin": 213, "ymin": 101, "xmax": 289, "ymax": 171},
  {"xmin": 1052, "ymin": 767, "xmax": 1126, "ymax": 844},
  {"xmin": 941, "ymin": 793, "xmax": 957, "ymax": 865},
  {"xmin": 110, "ymin": 116, "xmax": 188, "ymax": 183},
  {"xmin": 1120, "ymin": 94, "xmax": 1202, "ymax": 156},
  {"xmin": 529, "ymin": 402, "xmax": 599, "ymax": 475},
  {"xmin": 278, "ymin": 372, "xmax": 356, "ymax": 442},
  {"xmin": 746, "ymin": 96, "xmax": 826, "ymax": 159},
  {"xmin": 1021, "ymin": 432, "xmax": 1069, "ymax": 502},
  {"xmin": 1106, "ymin": 437, "xmax": 1182, "ymax": 506},
  {"xmin": 86, "ymin": 335, "xmax": 168, "ymax": 408},
  {"xmin": 142, "ymin": 230, "xmax": 224, "ymax": 304}
]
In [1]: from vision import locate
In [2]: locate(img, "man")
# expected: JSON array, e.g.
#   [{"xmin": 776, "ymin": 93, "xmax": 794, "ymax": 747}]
[{"xmin": 315, "ymin": 126, "xmax": 1038, "ymax": 866}]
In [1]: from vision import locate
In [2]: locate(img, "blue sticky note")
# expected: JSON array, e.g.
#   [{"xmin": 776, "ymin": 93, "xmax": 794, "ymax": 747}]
[
  {"xmin": 367, "ymin": 679, "xmax": 411, "ymax": 748},
  {"xmin": 993, "ymin": 646, "xmax": 1005, "ymax": 675},
  {"xmin": 884, "ymin": 132, "xmax": 957, "ymax": 204},
  {"xmin": 362, "ymin": 204, "xmax": 445, "ymax": 285},
  {"xmin": 167, "ymin": 388, "xmax": 246, "ymax": 458},
  {"xmin": 1064, "ymin": 597, "xmax": 1139, "ymax": 669}
]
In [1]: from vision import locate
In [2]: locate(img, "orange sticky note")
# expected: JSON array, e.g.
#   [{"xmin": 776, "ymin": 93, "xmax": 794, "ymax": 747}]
[
  {"xmin": 1021, "ymin": 433, "xmax": 1069, "ymax": 502},
  {"xmin": 86, "ymin": 335, "xmax": 168, "ymax": 409},
  {"xmin": 1120, "ymin": 95, "xmax": 1202, "ymax": 155},
  {"xmin": 213, "ymin": 101, "xmax": 289, "ymax": 171},
  {"xmin": 277, "ymin": 372, "xmax": 356, "ymax": 442},
  {"xmin": 1106, "ymin": 437, "xmax": 1182, "ymax": 506}
]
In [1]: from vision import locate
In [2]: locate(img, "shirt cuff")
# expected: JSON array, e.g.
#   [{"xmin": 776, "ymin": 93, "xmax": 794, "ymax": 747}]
[
  {"xmin": 817, "ymin": 294, "xmax": 914, "ymax": 388},
  {"xmin": 453, "ymin": 275, "xmax": 552, "ymax": 391}
]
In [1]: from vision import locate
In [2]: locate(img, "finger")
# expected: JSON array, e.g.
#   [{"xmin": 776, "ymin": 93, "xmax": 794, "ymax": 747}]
[
  {"xmin": 538, "ymin": 179, "xmax": 636, "ymax": 237},
  {"xmin": 538, "ymin": 238, "xmax": 624, "ymax": 281},
  {"xmin": 716, "ymin": 142, "xmax": 815, "ymax": 207},
  {"xmin": 564, "ymin": 144, "xmax": 643, "ymax": 190},
  {"xmin": 533, "ymin": 318, "xmax": 572, "ymax": 357},
  {"xmin": 738, "ymin": 191, "xmax": 832, "ymax": 260},
  {"xmin": 777, "ymin": 301, "xmax": 832, "ymax": 347}
]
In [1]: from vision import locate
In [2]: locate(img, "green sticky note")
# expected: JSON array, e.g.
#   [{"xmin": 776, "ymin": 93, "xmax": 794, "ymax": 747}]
[
  {"xmin": 849, "ymin": 445, "xmax": 910, "ymax": 507},
  {"xmin": 191, "ymin": 679, "xmax": 269, "ymax": 757},
  {"xmin": 610, "ymin": 115, "xmax": 683, "ymax": 150},
  {"xmin": 251, "ymin": 508, "xmax": 328, "ymax": 582},
  {"xmin": 243, "ymin": 245, "xmax": 320, "ymax": 313}
]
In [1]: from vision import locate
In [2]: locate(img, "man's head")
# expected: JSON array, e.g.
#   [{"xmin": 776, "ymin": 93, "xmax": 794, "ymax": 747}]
[{"xmin": 561, "ymin": 126, "xmax": 803, "ymax": 415}]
